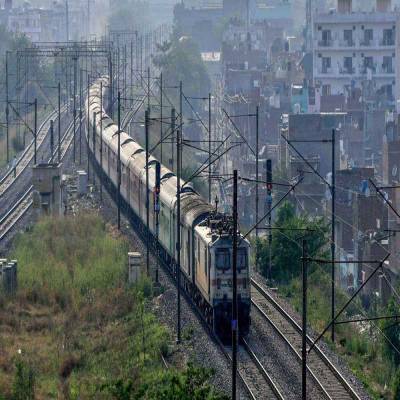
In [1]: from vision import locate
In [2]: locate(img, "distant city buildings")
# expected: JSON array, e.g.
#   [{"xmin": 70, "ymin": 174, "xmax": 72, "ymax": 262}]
[
  {"xmin": 313, "ymin": 0, "xmax": 398, "ymax": 108},
  {"xmin": 0, "ymin": 0, "xmax": 91, "ymax": 43}
]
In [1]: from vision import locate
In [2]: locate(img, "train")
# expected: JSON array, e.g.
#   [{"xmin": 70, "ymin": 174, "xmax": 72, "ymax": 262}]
[{"xmin": 85, "ymin": 77, "xmax": 251, "ymax": 340}]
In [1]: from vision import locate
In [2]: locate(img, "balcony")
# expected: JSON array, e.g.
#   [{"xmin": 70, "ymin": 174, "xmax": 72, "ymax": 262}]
[
  {"xmin": 318, "ymin": 39, "xmax": 333, "ymax": 47},
  {"xmin": 339, "ymin": 67, "xmax": 355, "ymax": 75},
  {"xmin": 339, "ymin": 39, "xmax": 355, "ymax": 47},
  {"xmin": 380, "ymin": 38, "xmax": 395, "ymax": 46}
]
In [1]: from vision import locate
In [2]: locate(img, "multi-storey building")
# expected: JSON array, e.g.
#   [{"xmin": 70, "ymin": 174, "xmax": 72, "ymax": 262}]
[{"xmin": 313, "ymin": 0, "xmax": 398, "ymax": 104}]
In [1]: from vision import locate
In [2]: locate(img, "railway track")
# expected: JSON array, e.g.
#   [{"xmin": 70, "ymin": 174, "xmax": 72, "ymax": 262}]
[
  {"xmin": 0, "ymin": 106, "xmax": 67, "ymax": 197},
  {"xmin": 251, "ymin": 278, "xmax": 362, "ymax": 400},
  {"xmin": 0, "ymin": 117, "xmax": 77, "ymax": 242},
  {"xmin": 239, "ymin": 339, "xmax": 285, "ymax": 399}
]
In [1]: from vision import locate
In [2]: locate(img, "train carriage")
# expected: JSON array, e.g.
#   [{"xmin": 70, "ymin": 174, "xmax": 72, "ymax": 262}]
[{"xmin": 86, "ymin": 77, "xmax": 251, "ymax": 341}]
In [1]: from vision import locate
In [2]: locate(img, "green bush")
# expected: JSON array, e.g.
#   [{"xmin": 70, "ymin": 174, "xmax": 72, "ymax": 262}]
[{"xmin": 12, "ymin": 359, "xmax": 35, "ymax": 400}]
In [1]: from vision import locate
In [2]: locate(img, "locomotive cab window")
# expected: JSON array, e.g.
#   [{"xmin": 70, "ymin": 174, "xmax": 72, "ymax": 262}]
[
  {"xmin": 238, "ymin": 248, "xmax": 248, "ymax": 272},
  {"xmin": 216, "ymin": 248, "xmax": 230, "ymax": 271}
]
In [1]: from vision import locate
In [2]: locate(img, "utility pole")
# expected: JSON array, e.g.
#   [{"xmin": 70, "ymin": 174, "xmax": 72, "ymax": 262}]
[
  {"xmin": 100, "ymin": 81, "xmax": 103, "ymax": 201},
  {"xmin": 79, "ymin": 110, "xmax": 82, "ymax": 164},
  {"xmin": 302, "ymin": 239, "xmax": 308, "ymax": 400},
  {"xmin": 170, "ymin": 108, "xmax": 175, "ymax": 171},
  {"xmin": 266, "ymin": 159, "xmax": 273, "ymax": 278},
  {"xmin": 50, "ymin": 120, "xmax": 54, "ymax": 163},
  {"xmin": 176, "ymin": 125, "xmax": 182, "ymax": 344},
  {"xmin": 145, "ymin": 109, "xmax": 150, "ymax": 275},
  {"xmin": 87, "ymin": 0, "xmax": 90, "ymax": 40},
  {"xmin": 179, "ymin": 81, "xmax": 183, "ymax": 173},
  {"xmin": 65, "ymin": 0, "xmax": 69, "ymax": 41},
  {"xmin": 79, "ymin": 68, "xmax": 83, "ymax": 164},
  {"xmin": 331, "ymin": 128, "xmax": 336, "ymax": 342},
  {"xmin": 208, "ymin": 93, "xmax": 212, "ymax": 203},
  {"xmin": 73, "ymin": 55, "xmax": 77, "ymax": 163},
  {"xmin": 232, "ymin": 169, "xmax": 238, "ymax": 400},
  {"xmin": 92, "ymin": 112, "xmax": 96, "ymax": 185},
  {"xmin": 130, "ymin": 40, "xmax": 134, "ymax": 106},
  {"xmin": 147, "ymin": 67, "xmax": 150, "ymax": 111},
  {"xmin": 6, "ymin": 51, "xmax": 9, "ymax": 164},
  {"xmin": 58, "ymin": 82, "xmax": 61, "ymax": 163},
  {"xmin": 108, "ymin": 52, "xmax": 113, "ymax": 118},
  {"xmin": 160, "ymin": 72, "xmax": 163, "ymax": 163},
  {"xmin": 34, "ymin": 98, "xmax": 37, "ymax": 165},
  {"xmin": 155, "ymin": 161, "xmax": 161, "ymax": 283},
  {"xmin": 255, "ymin": 106, "xmax": 259, "ymax": 267},
  {"xmin": 117, "ymin": 46, "xmax": 120, "ymax": 100},
  {"xmin": 117, "ymin": 91, "xmax": 121, "ymax": 230},
  {"xmin": 87, "ymin": 74, "xmax": 90, "ymax": 179}
]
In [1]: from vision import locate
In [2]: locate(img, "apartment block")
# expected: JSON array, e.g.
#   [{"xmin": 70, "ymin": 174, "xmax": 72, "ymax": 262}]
[{"xmin": 313, "ymin": 0, "xmax": 398, "ymax": 104}]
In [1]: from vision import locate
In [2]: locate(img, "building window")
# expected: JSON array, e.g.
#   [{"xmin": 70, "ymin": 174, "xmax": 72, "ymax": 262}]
[
  {"xmin": 344, "ymin": 29, "xmax": 353, "ymax": 46},
  {"xmin": 364, "ymin": 56, "xmax": 374, "ymax": 72},
  {"xmin": 363, "ymin": 29, "xmax": 373, "ymax": 45},
  {"xmin": 322, "ymin": 57, "xmax": 331, "ymax": 73},
  {"xmin": 321, "ymin": 30, "xmax": 332, "ymax": 46},
  {"xmin": 383, "ymin": 56, "xmax": 393, "ymax": 73},
  {"xmin": 322, "ymin": 85, "xmax": 331, "ymax": 96},
  {"xmin": 383, "ymin": 29, "xmax": 394, "ymax": 46},
  {"xmin": 343, "ymin": 57, "xmax": 353, "ymax": 74}
]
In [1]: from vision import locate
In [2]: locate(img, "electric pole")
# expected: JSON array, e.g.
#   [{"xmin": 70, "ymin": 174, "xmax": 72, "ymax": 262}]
[
  {"xmin": 208, "ymin": 93, "xmax": 212, "ymax": 203},
  {"xmin": 145, "ymin": 109, "xmax": 150, "ymax": 275},
  {"xmin": 58, "ymin": 82, "xmax": 61, "ymax": 163},
  {"xmin": 302, "ymin": 239, "xmax": 308, "ymax": 400},
  {"xmin": 176, "ymin": 125, "xmax": 182, "ymax": 344},
  {"xmin": 331, "ymin": 128, "xmax": 336, "ymax": 342},
  {"xmin": 232, "ymin": 169, "xmax": 238, "ymax": 400},
  {"xmin": 34, "ymin": 98, "xmax": 37, "ymax": 165},
  {"xmin": 6, "ymin": 51, "xmax": 9, "ymax": 164},
  {"xmin": 117, "ymin": 91, "xmax": 121, "ymax": 230}
]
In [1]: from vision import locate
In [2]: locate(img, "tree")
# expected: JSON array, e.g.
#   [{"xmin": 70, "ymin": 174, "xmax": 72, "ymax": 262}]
[
  {"xmin": 108, "ymin": 0, "xmax": 150, "ymax": 32},
  {"xmin": 153, "ymin": 36, "xmax": 211, "ymax": 104},
  {"xmin": 381, "ymin": 298, "xmax": 400, "ymax": 368},
  {"xmin": 257, "ymin": 201, "xmax": 329, "ymax": 283}
]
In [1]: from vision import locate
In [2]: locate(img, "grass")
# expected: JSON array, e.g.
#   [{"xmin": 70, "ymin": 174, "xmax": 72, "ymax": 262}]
[
  {"xmin": 0, "ymin": 213, "xmax": 227, "ymax": 399},
  {"xmin": 0, "ymin": 214, "xmax": 169, "ymax": 399}
]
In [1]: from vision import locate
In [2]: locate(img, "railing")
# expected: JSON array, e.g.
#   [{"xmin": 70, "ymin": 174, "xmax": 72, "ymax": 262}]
[
  {"xmin": 339, "ymin": 67, "xmax": 355, "ymax": 75},
  {"xmin": 318, "ymin": 39, "xmax": 333, "ymax": 47}
]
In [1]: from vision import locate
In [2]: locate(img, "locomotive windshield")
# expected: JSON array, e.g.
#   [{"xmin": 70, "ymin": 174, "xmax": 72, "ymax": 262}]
[
  {"xmin": 215, "ymin": 248, "xmax": 248, "ymax": 271},
  {"xmin": 237, "ymin": 248, "xmax": 248, "ymax": 271},
  {"xmin": 216, "ymin": 248, "xmax": 230, "ymax": 270}
]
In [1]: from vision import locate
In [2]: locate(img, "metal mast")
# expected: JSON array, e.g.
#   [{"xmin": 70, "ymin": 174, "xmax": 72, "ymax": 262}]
[{"xmin": 306, "ymin": 0, "xmax": 312, "ymax": 52}]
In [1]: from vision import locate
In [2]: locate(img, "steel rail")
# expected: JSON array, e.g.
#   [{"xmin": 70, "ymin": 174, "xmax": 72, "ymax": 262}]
[
  {"xmin": 0, "ymin": 104, "xmax": 68, "ymax": 196},
  {"xmin": 0, "ymin": 117, "xmax": 77, "ymax": 242},
  {"xmin": 251, "ymin": 278, "xmax": 362, "ymax": 400}
]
